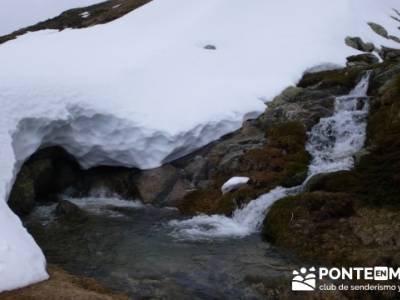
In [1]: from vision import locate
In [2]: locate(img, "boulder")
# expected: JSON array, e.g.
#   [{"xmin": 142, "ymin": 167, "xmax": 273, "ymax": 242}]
[
  {"xmin": 346, "ymin": 53, "xmax": 379, "ymax": 67},
  {"xmin": 378, "ymin": 46, "xmax": 400, "ymax": 61},
  {"xmin": 8, "ymin": 147, "xmax": 81, "ymax": 216},
  {"xmin": 135, "ymin": 164, "xmax": 180, "ymax": 203},
  {"xmin": 345, "ymin": 36, "xmax": 375, "ymax": 52},
  {"xmin": 367, "ymin": 22, "xmax": 389, "ymax": 38},
  {"xmin": 55, "ymin": 200, "xmax": 81, "ymax": 217}
]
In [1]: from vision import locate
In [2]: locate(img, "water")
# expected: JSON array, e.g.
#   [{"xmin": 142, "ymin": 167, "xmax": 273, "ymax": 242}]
[
  {"xmin": 25, "ymin": 73, "xmax": 371, "ymax": 298},
  {"xmin": 25, "ymin": 200, "xmax": 298, "ymax": 299},
  {"xmin": 170, "ymin": 72, "xmax": 371, "ymax": 240},
  {"xmin": 306, "ymin": 72, "xmax": 370, "ymax": 176}
]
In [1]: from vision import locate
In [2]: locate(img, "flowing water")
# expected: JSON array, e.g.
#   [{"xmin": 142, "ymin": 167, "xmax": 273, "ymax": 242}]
[
  {"xmin": 25, "ymin": 199, "xmax": 298, "ymax": 299},
  {"xmin": 25, "ymin": 73, "xmax": 371, "ymax": 299},
  {"xmin": 169, "ymin": 72, "xmax": 371, "ymax": 240}
]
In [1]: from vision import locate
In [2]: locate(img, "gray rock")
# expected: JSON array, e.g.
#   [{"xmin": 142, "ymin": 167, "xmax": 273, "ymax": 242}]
[
  {"xmin": 204, "ymin": 44, "xmax": 216, "ymax": 50},
  {"xmin": 136, "ymin": 164, "xmax": 180, "ymax": 203},
  {"xmin": 368, "ymin": 22, "xmax": 389, "ymax": 38},
  {"xmin": 389, "ymin": 35, "xmax": 400, "ymax": 44},
  {"xmin": 346, "ymin": 53, "xmax": 379, "ymax": 67},
  {"xmin": 379, "ymin": 46, "xmax": 400, "ymax": 61},
  {"xmin": 345, "ymin": 36, "xmax": 375, "ymax": 52},
  {"xmin": 55, "ymin": 200, "xmax": 81, "ymax": 216}
]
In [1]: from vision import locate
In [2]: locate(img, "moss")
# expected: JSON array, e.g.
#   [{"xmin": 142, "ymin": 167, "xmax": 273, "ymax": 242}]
[
  {"xmin": 305, "ymin": 171, "xmax": 363, "ymax": 194},
  {"xmin": 356, "ymin": 74, "xmax": 400, "ymax": 205},
  {"xmin": 298, "ymin": 68, "xmax": 364, "ymax": 90},
  {"xmin": 263, "ymin": 192, "xmax": 358, "ymax": 265},
  {"xmin": 262, "ymin": 195, "xmax": 303, "ymax": 243},
  {"xmin": 178, "ymin": 121, "xmax": 311, "ymax": 215},
  {"xmin": 177, "ymin": 189, "xmax": 221, "ymax": 215},
  {"xmin": 215, "ymin": 187, "xmax": 263, "ymax": 214}
]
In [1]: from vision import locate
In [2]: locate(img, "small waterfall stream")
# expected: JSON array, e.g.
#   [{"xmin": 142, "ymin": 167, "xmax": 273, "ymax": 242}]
[{"xmin": 169, "ymin": 72, "xmax": 371, "ymax": 240}]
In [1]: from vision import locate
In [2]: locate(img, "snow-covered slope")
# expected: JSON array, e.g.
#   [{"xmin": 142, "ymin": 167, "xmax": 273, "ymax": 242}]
[
  {"xmin": 0, "ymin": 0, "xmax": 105, "ymax": 36},
  {"xmin": 0, "ymin": 0, "xmax": 399, "ymax": 292}
]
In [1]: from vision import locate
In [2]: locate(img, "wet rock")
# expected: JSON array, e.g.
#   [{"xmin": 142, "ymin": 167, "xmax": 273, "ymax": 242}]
[
  {"xmin": 136, "ymin": 164, "xmax": 181, "ymax": 204},
  {"xmin": 72, "ymin": 166, "xmax": 140, "ymax": 200},
  {"xmin": 55, "ymin": 200, "xmax": 81, "ymax": 216},
  {"xmin": 9, "ymin": 147, "xmax": 80, "ymax": 216},
  {"xmin": 346, "ymin": 53, "xmax": 379, "ymax": 67},
  {"xmin": 263, "ymin": 62, "xmax": 400, "ymax": 268},
  {"xmin": 345, "ymin": 36, "xmax": 375, "ymax": 52}
]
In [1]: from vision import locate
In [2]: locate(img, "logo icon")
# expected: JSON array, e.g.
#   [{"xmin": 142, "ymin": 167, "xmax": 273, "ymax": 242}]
[
  {"xmin": 374, "ymin": 267, "xmax": 388, "ymax": 281},
  {"xmin": 292, "ymin": 267, "xmax": 316, "ymax": 291}
]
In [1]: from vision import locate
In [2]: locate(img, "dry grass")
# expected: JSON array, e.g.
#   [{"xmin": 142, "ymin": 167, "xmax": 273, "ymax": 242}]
[{"xmin": 0, "ymin": 266, "xmax": 129, "ymax": 300}]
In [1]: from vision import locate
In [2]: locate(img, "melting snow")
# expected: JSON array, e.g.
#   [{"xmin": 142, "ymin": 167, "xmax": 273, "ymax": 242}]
[{"xmin": 0, "ymin": 0, "xmax": 398, "ymax": 292}]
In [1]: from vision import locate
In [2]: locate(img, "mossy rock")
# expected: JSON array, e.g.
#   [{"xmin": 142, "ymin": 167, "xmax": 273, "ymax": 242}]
[
  {"xmin": 263, "ymin": 192, "xmax": 358, "ymax": 265},
  {"xmin": 178, "ymin": 121, "xmax": 311, "ymax": 216},
  {"xmin": 298, "ymin": 68, "xmax": 364, "ymax": 91},
  {"xmin": 304, "ymin": 171, "xmax": 363, "ymax": 194}
]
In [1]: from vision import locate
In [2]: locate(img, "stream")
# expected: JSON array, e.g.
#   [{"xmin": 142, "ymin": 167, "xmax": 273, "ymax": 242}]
[
  {"xmin": 24, "ymin": 72, "xmax": 370, "ymax": 299},
  {"xmin": 25, "ymin": 199, "xmax": 298, "ymax": 299}
]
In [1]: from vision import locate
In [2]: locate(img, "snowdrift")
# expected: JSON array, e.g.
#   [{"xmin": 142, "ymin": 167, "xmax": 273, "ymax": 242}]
[{"xmin": 0, "ymin": 0, "xmax": 399, "ymax": 292}]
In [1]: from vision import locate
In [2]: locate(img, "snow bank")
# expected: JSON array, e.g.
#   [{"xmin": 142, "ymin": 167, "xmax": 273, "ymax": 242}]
[
  {"xmin": 0, "ymin": 0, "xmax": 105, "ymax": 35},
  {"xmin": 0, "ymin": 0, "xmax": 399, "ymax": 292},
  {"xmin": 221, "ymin": 177, "xmax": 250, "ymax": 194}
]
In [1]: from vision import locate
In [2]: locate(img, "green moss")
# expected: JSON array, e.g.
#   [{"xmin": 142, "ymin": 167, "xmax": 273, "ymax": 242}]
[
  {"xmin": 178, "ymin": 121, "xmax": 311, "ymax": 216},
  {"xmin": 262, "ymin": 195, "xmax": 302, "ymax": 243}
]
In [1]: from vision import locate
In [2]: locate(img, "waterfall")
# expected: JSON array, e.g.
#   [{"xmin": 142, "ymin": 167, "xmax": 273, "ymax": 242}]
[{"xmin": 169, "ymin": 72, "xmax": 371, "ymax": 240}]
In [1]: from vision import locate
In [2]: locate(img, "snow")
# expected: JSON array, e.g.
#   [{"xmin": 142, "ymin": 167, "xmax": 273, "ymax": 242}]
[
  {"xmin": 0, "ymin": 0, "xmax": 105, "ymax": 36},
  {"xmin": 221, "ymin": 177, "xmax": 250, "ymax": 194},
  {"xmin": 80, "ymin": 11, "xmax": 91, "ymax": 19},
  {"xmin": 0, "ymin": 0, "xmax": 399, "ymax": 292}
]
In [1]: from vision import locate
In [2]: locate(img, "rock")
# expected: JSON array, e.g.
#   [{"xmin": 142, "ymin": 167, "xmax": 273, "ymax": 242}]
[
  {"xmin": 303, "ymin": 173, "xmax": 331, "ymax": 192},
  {"xmin": 378, "ymin": 46, "xmax": 400, "ymax": 61},
  {"xmin": 389, "ymin": 35, "xmax": 400, "ymax": 44},
  {"xmin": 72, "ymin": 166, "xmax": 140, "ymax": 200},
  {"xmin": 345, "ymin": 36, "xmax": 375, "ymax": 52},
  {"xmin": 297, "ymin": 67, "xmax": 364, "ymax": 94},
  {"xmin": 136, "ymin": 164, "xmax": 180, "ymax": 203},
  {"xmin": 259, "ymin": 87, "xmax": 336, "ymax": 130},
  {"xmin": 204, "ymin": 44, "xmax": 216, "ymax": 50},
  {"xmin": 346, "ymin": 53, "xmax": 379, "ymax": 67},
  {"xmin": 55, "ymin": 200, "xmax": 81, "ymax": 216},
  {"xmin": 163, "ymin": 179, "xmax": 192, "ymax": 206},
  {"xmin": 353, "ymin": 148, "xmax": 371, "ymax": 165},
  {"xmin": 8, "ymin": 146, "xmax": 81, "ymax": 216},
  {"xmin": 367, "ymin": 22, "xmax": 389, "ymax": 38}
]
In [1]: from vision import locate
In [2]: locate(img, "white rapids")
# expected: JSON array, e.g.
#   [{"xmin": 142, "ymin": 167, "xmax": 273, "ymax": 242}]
[{"xmin": 169, "ymin": 72, "xmax": 371, "ymax": 240}]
